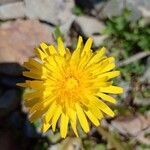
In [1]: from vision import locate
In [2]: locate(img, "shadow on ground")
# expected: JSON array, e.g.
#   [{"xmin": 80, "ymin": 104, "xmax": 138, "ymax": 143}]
[{"xmin": 0, "ymin": 63, "xmax": 48, "ymax": 150}]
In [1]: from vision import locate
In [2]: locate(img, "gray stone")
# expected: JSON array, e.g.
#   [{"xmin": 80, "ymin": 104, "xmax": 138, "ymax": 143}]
[
  {"xmin": 111, "ymin": 114, "xmax": 150, "ymax": 137},
  {"xmin": 75, "ymin": 15, "xmax": 106, "ymax": 46},
  {"xmin": 99, "ymin": 0, "xmax": 150, "ymax": 21},
  {"xmin": 140, "ymin": 56, "xmax": 150, "ymax": 83},
  {"xmin": 0, "ymin": 20, "xmax": 54, "ymax": 65},
  {"xmin": 134, "ymin": 97, "xmax": 150, "ymax": 106},
  {"xmin": 24, "ymin": 0, "xmax": 74, "ymax": 25},
  {"xmin": 0, "ymin": 2, "xmax": 25, "ymax": 20},
  {"xmin": 49, "ymin": 145, "xmax": 59, "ymax": 150},
  {"xmin": 75, "ymin": 15, "xmax": 105, "ymax": 36},
  {"xmin": 48, "ymin": 137, "xmax": 82, "ymax": 150},
  {"xmin": 142, "ymin": 67, "xmax": 150, "ymax": 83},
  {"xmin": 60, "ymin": 15, "xmax": 76, "ymax": 35},
  {"xmin": 100, "ymin": 0, "xmax": 141, "ymax": 21},
  {"xmin": 139, "ymin": 6, "xmax": 150, "ymax": 18},
  {"xmin": 119, "ymin": 81, "xmax": 130, "ymax": 99},
  {"xmin": 0, "ymin": 0, "xmax": 21, "ymax": 5},
  {"xmin": 93, "ymin": 35, "xmax": 108, "ymax": 47}
]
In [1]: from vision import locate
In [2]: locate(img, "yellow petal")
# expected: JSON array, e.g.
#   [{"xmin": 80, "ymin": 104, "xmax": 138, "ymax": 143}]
[
  {"xmin": 76, "ymin": 103, "xmax": 89, "ymax": 133},
  {"xmin": 60, "ymin": 113, "xmax": 69, "ymax": 138},
  {"xmin": 57, "ymin": 37, "xmax": 66, "ymax": 56},
  {"xmin": 107, "ymin": 57, "xmax": 115, "ymax": 63},
  {"xmin": 40, "ymin": 42, "xmax": 48, "ymax": 52},
  {"xmin": 54, "ymin": 55, "xmax": 66, "ymax": 71},
  {"xmin": 29, "ymin": 108, "xmax": 46, "ymax": 122},
  {"xmin": 23, "ymin": 71, "xmax": 42, "ymax": 80},
  {"xmin": 29, "ymin": 95, "xmax": 55, "ymax": 114},
  {"xmin": 90, "ymin": 106, "xmax": 103, "ymax": 120},
  {"xmin": 70, "ymin": 36, "xmax": 83, "ymax": 66},
  {"xmin": 16, "ymin": 83, "xmax": 27, "ymax": 88},
  {"xmin": 52, "ymin": 105, "xmax": 62, "ymax": 132},
  {"xmin": 85, "ymin": 110, "xmax": 100, "ymax": 126},
  {"xmin": 78, "ymin": 53, "xmax": 92, "ymax": 69},
  {"xmin": 100, "ymin": 86, "xmax": 124, "ymax": 94},
  {"xmin": 92, "ymin": 81, "xmax": 112, "ymax": 88},
  {"xmin": 96, "ymin": 92, "xmax": 116, "ymax": 103},
  {"xmin": 23, "ymin": 58, "xmax": 42, "ymax": 70},
  {"xmin": 24, "ymin": 98, "xmax": 40, "ymax": 107},
  {"xmin": 35, "ymin": 48, "xmax": 46, "ymax": 60},
  {"xmin": 100, "ymin": 63, "xmax": 116, "ymax": 74},
  {"xmin": 48, "ymin": 45, "xmax": 57, "ymax": 55},
  {"xmin": 26, "ymin": 80, "xmax": 44, "ymax": 90},
  {"xmin": 68, "ymin": 108, "xmax": 78, "ymax": 137},
  {"xmin": 44, "ymin": 101, "xmax": 57, "ymax": 123},
  {"xmin": 81, "ymin": 37, "xmax": 93, "ymax": 57},
  {"xmin": 24, "ymin": 91, "xmax": 41, "ymax": 100},
  {"xmin": 87, "ymin": 59, "xmax": 109, "ymax": 74},
  {"xmin": 41, "ymin": 122, "xmax": 52, "ymax": 133},
  {"xmin": 88, "ymin": 95, "xmax": 115, "ymax": 117},
  {"xmin": 97, "ymin": 71, "xmax": 120, "ymax": 79},
  {"xmin": 65, "ymin": 48, "xmax": 71, "ymax": 60},
  {"xmin": 87, "ymin": 47, "xmax": 106, "ymax": 67},
  {"xmin": 76, "ymin": 36, "xmax": 83, "ymax": 50}
]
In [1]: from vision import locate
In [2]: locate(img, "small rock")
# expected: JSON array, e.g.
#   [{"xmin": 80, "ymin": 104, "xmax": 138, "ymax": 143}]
[
  {"xmin": 24, "ymin": 0, "xmax": 74, "ymax": 25},
  {"xmin": 138, "ymin": 5, "xmax": 150, "ymax": 19},
  {"xmin": 48, "ymin": 131, "xmax": 61, "ymax": 143},
  {"xmin": 49, "ymin": 145, "xmax": 59, "ymax": 150},
  {"xmin": 99, "ymin": 0, "xmax": 150, "ymax": 21},
  {"xmin": 140, "ymin": 56, "xmax": 150, "ymax": 83},
  {"xmin": 0, "ymin": 89, "xmax": 20, "ymax": 117},
  {"xmin": 61, "ymin": 138, "xmax": 82, "ymax": 150},
  {"xmin": 119, "ymin": 81, "xmax": 130, "ymax": 99},
  {"xmin": 0, "ymin": 0, "xmax": 21, "ymax": 5},
  {"xmin": 136, "ymin": 127, "xmax": 150, "ymax": 145},
  {"xmin": 0, "ymin": 2, "xmax": 25, "ymax": 20},
  {"xmin": 93, "ymin": 35, "xmax": 108, "ymax": 47},
  {"xmin": 134, "ymin": 97, "xmax": 150, "ymax": 106},
  {"xmin": 0, "ymin": 20, "xmax": 54, "ymax": 65},
  {"xmin": 141, "ymin": 67, "xmax": 150, "ymax": 83},
  {"xmin": 49, "ymin": 138, "xmax": 82, "ymax": 150},
  {"xmin": 75, "ymin": 15, "xmax": 106, "ymax": 46},
  {"xmin": 75, "ymin": 16, "xmax": 105, "ymax": 36},
  {"xmin": 100, "ymin": 0, "xmax": 142, "ymax": 21},
  {"xmin": 111, "ymin": 114, "xmax": 150, "ymax": 137},
  {"xmin": 60, "ymin": 15, "xmax": 76, "ymax": 35}
]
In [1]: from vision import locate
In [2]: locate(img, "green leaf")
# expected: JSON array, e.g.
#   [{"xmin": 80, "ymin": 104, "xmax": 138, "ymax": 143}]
[
  {"xmin": 72, "ymin": 5, "xmax": 83, "ymax": 16},
  {"xmin": 94, "ymin": 144, "xmax": 106, "ymax": 150},
  {"xmin": 53, "ymin": 26, "xmax": 63, "ymax": 40}
]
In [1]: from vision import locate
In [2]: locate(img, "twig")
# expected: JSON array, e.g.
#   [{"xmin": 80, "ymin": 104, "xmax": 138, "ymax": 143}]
[{"xmin": 117, "ymin": 51, "xmax": 150, "ymax": 67}]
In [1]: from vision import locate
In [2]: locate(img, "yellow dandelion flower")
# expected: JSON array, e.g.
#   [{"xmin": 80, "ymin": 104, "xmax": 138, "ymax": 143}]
[{"xmin": 17, "ymin": 36, "xmax": 123, "ymax": 138}]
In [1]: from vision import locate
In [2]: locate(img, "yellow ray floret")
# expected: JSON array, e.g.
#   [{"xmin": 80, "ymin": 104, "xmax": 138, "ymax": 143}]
[{"xmin": 17, "ymin": 36, "xmax": 123, "ymax": 138}]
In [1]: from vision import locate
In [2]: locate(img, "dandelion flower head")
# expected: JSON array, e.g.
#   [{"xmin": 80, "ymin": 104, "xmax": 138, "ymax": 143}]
[{"xmin": 18, "ymin": 36, "xmax": 123, "ymax": 138}]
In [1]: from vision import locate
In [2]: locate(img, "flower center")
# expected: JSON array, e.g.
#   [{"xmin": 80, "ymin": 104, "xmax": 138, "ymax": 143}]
[{"xmin": 65, "ymin": 77, "xmax": 78, "ymax": 90}]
